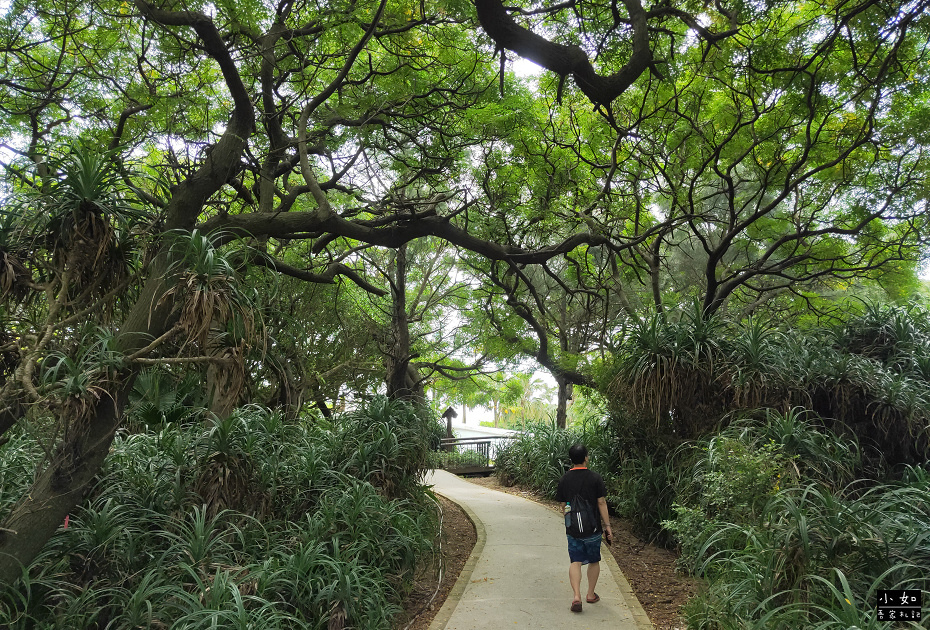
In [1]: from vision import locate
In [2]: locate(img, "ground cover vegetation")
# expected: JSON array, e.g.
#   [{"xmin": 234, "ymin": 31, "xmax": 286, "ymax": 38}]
[
  {"xmin": 495, "ymin": 302, "xmax": 930, "ymax": 628},
  {"xmin": 0, "ymin": 397, "xmax": 444, "ymax": 628},
  {"xmin": 1, "ymin": 0, "xmax": 930, "ymax": 624}
]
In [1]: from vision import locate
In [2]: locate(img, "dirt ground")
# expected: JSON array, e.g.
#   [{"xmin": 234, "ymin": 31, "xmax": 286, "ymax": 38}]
[
  {"xmin": 395, "ymin": 495, "xmax": 478, "ymax": 630},
  {"xmin": 396, "ymin": 476, "xmax": 699, "ymax": 630}
]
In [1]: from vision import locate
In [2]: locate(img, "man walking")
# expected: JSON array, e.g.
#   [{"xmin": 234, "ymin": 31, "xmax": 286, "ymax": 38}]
[{"xmin": 555, "ymin": 443, "xmax": 613, "ymax": 613}]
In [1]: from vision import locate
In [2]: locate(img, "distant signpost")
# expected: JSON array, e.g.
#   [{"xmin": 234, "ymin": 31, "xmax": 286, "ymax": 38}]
[{"xmin": 442, "ymin": 406, "xmax": 458, "ymax": 444}]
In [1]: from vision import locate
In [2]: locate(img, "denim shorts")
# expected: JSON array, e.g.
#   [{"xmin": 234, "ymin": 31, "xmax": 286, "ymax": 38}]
[{"xmin": 567, "ymin": 533, "xmax": 602, "ymax": 565}]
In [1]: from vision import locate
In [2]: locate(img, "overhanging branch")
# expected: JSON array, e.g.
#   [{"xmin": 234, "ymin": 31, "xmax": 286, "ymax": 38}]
[
  {"xmin": 474, "ymin": 0, "xmax": 652, "ymax": 108},
  {"xmin": 248, "ymin": 253, "xmax": 388, "ymax": 296},
  {"xmin": 201, "ymin": 210, "xmax": 616, "ymax": 263}
]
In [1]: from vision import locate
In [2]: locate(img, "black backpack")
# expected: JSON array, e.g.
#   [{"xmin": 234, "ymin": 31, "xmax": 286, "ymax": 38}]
[{"xmin": 565, "ymin": 494, "xmax": 599, "ymax": 538}]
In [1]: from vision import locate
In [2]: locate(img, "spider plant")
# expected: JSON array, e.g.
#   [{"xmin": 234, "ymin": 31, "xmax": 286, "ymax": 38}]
[
  {"xmin": 107, "ymin": 568, "xmax": 179, "ymax": 629},
  {"xmin": 192, "ymin": 413, "xmax": 257, "ymax": 515},
  {"xmin": 164, "ymin": 506, "xmax": 235, "ymax": 568},
  {"xmin": 0, "ymin": 428, "xmax": 43, "ymax": 514},
  {"xmin": 0, "ymin": 401, "xmax": 442, "ymax": 629},
  {"xmin": 723, "ymin": 317, "xmax": 790, "ymax": 410},
  {"xmin": 610, "ymin": 303, "xmax": 728, "ymax": 437},
  {"xmin": 16, "ymin": 147, "xmax": 151, "ymax": 299},
  {"xmin": 62, "ymin": 496, "xmax": 132, "ymax": 581},
  {"xmin": 162, "ymin": 229, "xmax": 256, "ymax": 350}
]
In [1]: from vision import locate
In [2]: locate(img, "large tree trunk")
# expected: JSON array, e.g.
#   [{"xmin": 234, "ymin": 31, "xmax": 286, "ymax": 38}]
[
  {"xmin": 385, "ymin": 245, "xmax": 425, "ymax": 403},
  {"xmin": 0, "ymin": 4, "xmax": 253, "ymax": 585},
  {"xmin": 385, "ymin": 244, "xmax": 409, "ymax": 398},
  {"xmin": 0, "ymin": 252, "xmax": 177, "ymax": 585},
  {"xmin": 0, "ymin": 393, "xmax": 125, "ymax": 585},
  {"xmin": 556, "ymin": 378, "xmax": 573, "ymax": 429}
]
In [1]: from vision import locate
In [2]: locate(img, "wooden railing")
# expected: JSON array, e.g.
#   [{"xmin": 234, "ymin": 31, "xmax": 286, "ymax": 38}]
[{"xmin": 434, "ymin": 436, "xmax": 513, "ymax": 475}]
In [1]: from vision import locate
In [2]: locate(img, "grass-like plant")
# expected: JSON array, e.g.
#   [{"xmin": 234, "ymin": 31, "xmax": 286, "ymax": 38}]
[
  {"xmin": 494, "ymin": 419, "xmax": 583, "ymax": 496},
  {"xmin": 606, "ymin": 303, "xmax": 930, "ymax": 467},
  {"xmin": 666, "ymin": 412, "xmax": 930, "ymax": 628},
  {"xmin": 0, "ymin": 397, "xmax": 441, "ymax": 629}
]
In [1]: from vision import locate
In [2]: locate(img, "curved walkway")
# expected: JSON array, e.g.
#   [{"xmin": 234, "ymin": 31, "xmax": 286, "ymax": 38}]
[{"xmin": 426, "ymin": 470, "xmax": 654, "ymax": 630}]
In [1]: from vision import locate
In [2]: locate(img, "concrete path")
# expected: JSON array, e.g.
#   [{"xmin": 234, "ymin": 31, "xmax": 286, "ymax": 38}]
[{"xmin": 425, "ymin": 470, "xmax": 653, "ymax": 630}]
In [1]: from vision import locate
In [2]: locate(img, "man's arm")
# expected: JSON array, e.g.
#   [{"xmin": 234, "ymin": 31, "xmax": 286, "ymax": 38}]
[{"xmin": 597, "ymin": 497, "xmax": 613, "ymax": 543}]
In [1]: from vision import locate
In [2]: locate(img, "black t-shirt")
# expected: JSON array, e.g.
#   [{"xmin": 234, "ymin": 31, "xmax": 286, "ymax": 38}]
[{"xmin": 556, "ymin": 467, "xmax": 607, "ymax": 530}]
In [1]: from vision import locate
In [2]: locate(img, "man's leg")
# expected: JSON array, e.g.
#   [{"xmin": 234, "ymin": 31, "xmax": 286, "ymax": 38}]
[
  {"xmin": 586, "ymin": 561, "xmax": 600, "ymax": 600},
  {"xmin": 569, "ymin": 561, "xmax": 583, "ymax": 603}
]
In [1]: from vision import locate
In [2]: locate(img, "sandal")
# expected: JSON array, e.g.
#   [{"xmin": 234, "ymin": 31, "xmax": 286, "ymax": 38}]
[
  {"xmin": 586, "ymin": 593, "xmax": 600, "ymax": 604},
  {"xmin": 570, "ymin": 601, "xmax": 583, "ymax": 613}
]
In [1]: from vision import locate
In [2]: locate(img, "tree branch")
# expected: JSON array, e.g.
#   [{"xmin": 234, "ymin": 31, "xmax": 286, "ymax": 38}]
[
  {"xmin": 201, "ymin": 210, "xmax": 617, "ymax": 264},
  {"xmin": 474, "ymin": 0, "xmax": 653, "ymax": 108},
  {"xmin": 247, "ymin": 253, "xmax": 388, "ymax": 296}
]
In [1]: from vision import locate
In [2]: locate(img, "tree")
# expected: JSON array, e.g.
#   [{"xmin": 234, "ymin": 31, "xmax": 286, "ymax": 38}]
[
  {"xmin": 249, "ymin": 273, "xmax": 385, "ymax": 418},
  {"xmin": 1, "ymin": 0, "xmax": 929, "ymax": 585},
  {"xmin": 354, "ymin": 236, "xmax": 490, "ymax": 402},
  {"xmin": 0, "ymin": 0, "xmax": 511, "ymax": 582},
  {"xmin": 497, "ymin": 371, "xmax": 556, "ymax": 426},
  {"xmin": 471, "ymin": 0, "xmax": 930, "ymax": 317},
  {"xmin": 621, "ymin": 5, "xmax": 930, "ymax": 318},
  {"xmin": 467, "ymin": 254, "xmax": 618, "ymax": 427},
  {"xmin": 0, "ymin": 0, "xmax": 576, "ymax": 581}
]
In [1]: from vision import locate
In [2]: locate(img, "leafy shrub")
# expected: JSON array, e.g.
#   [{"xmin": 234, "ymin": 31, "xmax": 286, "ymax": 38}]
[
  {"xmin": 699, "ymin": 436, "xmax": 788, "ymax": 522},
  {"xmin": 663, "ymin": 411, "xmax": 930, "ymax": 628},
  {"xmin": 606, "ymin": 304, "xmax": 930, "ymax": 466},
  {"xmin": 494, "ymin": 419, "xmax": 609, "ymax": 498},
  {"xmin": 612, "ymin": 451, "xmax": 681, "ymax": 545},
  {"xmin": 0, "ymin": 397, "xmax": 440, "ymax": 630},
  {"xmin": 430, "ymin": 449, "xmax": 490, "ymax": 469}
]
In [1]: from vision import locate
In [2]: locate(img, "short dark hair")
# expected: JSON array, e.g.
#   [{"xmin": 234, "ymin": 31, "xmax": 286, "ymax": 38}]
[{"xmin": 569, "ymin": 444, "xmax": 588, "ymax": 465}]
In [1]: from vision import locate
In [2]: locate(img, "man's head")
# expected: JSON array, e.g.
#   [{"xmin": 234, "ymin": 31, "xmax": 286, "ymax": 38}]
[{"xmin": 568, "ymin": 443, "xmax": 588, "ymax": 465}]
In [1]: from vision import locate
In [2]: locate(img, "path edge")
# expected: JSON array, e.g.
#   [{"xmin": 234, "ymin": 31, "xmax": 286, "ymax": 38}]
[
  {"xmin": 599, "ymin": 539, "xmax": 655, "ymax": 629},
  {"xmin": 426, "ymin": 486, "xmax": 487, "ymax": 630}
]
